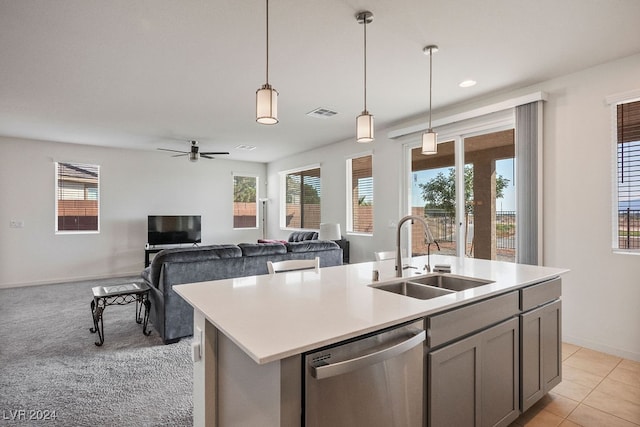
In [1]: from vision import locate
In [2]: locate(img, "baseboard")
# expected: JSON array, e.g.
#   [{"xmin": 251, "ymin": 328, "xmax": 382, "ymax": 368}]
[
  {"xmin": 0, "ymin": 271, "xmax": 141, "ymax": 289},
  {"xmin": 563, "ymin": 334, "xmax": 640, "ymax": 362}
]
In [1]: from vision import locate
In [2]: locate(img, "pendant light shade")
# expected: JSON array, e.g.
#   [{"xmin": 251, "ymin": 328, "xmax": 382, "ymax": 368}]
[
  {"xmin": 256, "ymin": 0, "xmax": 278, "ymax": 125},
  {"xmin": 356, "ymin": 111, "xmax": 374, "ymax": 143},
  {"xmin": 421, "ymin": 45, "xmax": 438, "ymax": 155},
  {"xmin": 356, "ymin": 11, "xmax": 374, "ymax": 143},
  {"xmin": 256, "ymin": 84, "xmax": 278, "ymax": 125},
  {"xmin": 422, "ymin": 131, "xmax": 437, "ymax": 155}
]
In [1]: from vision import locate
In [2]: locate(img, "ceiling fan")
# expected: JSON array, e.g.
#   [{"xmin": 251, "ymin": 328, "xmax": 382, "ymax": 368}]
[{"xmin": 158, "ymin": 140, "xmax": 230, "ymax": 162}]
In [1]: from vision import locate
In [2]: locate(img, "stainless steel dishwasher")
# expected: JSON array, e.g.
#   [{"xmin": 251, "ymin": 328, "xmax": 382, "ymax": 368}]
[{"xmin": 304, "ymin": 319, "xmax": 425, "ymax": 427}]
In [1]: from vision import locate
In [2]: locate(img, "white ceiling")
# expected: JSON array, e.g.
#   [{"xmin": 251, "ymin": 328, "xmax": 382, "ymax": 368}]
[{"xmin": 1, "ymin": 0, "xmax": 640, "ymax": 163}]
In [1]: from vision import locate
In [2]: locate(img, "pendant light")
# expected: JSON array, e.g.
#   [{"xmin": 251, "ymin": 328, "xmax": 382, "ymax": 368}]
[
  {"xmin": 256, "ymin": 0, "xmax": 278, "ymax": 125},
  {"xmin": 422, "ymin": 45, "xmax": 438, "ymax": 154},
  {"xmin": 356, "ymin": 11, "xmax": 374, "ymax": 143}
]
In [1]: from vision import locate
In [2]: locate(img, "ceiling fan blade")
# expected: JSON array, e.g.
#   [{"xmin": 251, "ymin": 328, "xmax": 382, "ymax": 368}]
[
  {"xmin": 158, "ymin": 148, "xmax": 188, "ymax": 154},
  {"xmin": 200, "ymin": 154, "xmax": 215, "ymax": 159},
  {"xmin": 171, "ymin": 153, "xmax": 188, "ymax": 157},
  {"xmin": 200, "ymin": 151, "xmax": 230, "ymax": 155}
]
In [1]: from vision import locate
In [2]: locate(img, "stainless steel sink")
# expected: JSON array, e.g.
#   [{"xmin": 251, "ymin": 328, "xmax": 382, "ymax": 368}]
[
  {"xmin": 409, "ymin": 273, "xmax": 494, "ymax": 291},
  {"xmin": 370, "ymin": 281, "xmax": 455, "ymax": 300}
]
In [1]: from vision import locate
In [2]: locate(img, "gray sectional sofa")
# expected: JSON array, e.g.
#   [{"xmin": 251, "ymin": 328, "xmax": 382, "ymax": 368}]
[{"xmin": 141, "ymin": 240, "xmax": 342, "ymax": 344}]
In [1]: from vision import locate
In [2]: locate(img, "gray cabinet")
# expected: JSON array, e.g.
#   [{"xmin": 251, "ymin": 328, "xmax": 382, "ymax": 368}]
[
  {"xmin": 428, "ymin": 330, "xmax": 479, "ymax": 426},
  {"xmin": 427, "ymin": 293, "xmax": 520, "ymax": 427},
  {"xmin": 519, "ymin": 277, "xmax": 562, "ymax": 412},
  {"xmin": 481, "ymin": 318, "xmax": 520, "ymax": 427},
  {"xmin": 520, "ymin": 298, "xmax": 562, "ymax": 412}
]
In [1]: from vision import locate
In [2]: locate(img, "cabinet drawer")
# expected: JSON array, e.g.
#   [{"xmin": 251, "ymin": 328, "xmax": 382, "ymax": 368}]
[
  {"xmin": 520, "ymin": 278, "xmax": 561, "ymax": 311},
  {"xmin": 427, "ymin": 291, "xmax": 519, "ymax": 348}
]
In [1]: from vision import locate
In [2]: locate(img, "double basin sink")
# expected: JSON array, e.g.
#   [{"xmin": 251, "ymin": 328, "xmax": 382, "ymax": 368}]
[{"xmin": 370, "ymin": 273, "xmax": 494, "ymax": 300}]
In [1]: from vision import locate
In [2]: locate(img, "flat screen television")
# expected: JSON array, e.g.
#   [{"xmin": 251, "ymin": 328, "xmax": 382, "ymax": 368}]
[{"xmin": 147, "ymin": 215, "xmax": 201, "ymax": 246}]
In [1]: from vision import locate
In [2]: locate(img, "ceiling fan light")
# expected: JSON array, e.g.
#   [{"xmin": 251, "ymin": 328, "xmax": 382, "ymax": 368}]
[
  {"xmin": 189, "ymin": 152, "xmax": 199, "ymax": 162},
  {"xmin": 256, "ymin": 84, "xmax": 278, "ymax": 125},
  {"xmin": 422, "ymin": 130, "xmax": 437, "ymax": 155},
  {"xmin": 356, "ymin": 111, "xmax": 374, "ymax": 143}
]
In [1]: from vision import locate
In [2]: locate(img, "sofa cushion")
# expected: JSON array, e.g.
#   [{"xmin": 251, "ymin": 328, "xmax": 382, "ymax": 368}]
[
  {"xmin": 148, "ymin": 244, "xmax": 242, "ymax": 287},
  {"xmin": 239, "ymin": 242, "xmax": 287, "ymax": 257},
  {"xmin": 287, "ymin": 231, "xmax": 318, "ymax": 242},
  {"xmin": 286, "ymin": 240, "xmax": 339, "ymax": 252}
]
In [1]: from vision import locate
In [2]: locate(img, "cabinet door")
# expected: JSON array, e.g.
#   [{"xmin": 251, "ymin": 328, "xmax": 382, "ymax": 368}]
[
  {"xmin": 481, "ymin": 317, "xmax": 520, "ymax": 427},
  {"xmin": 541, "ymin": 300, "xmax": 562, "ymax": 392},
  {"xmin": 520, "ymin": 300, "xmax": 562, "ymax": 412},
  {"xmin": 428, "ymin": 334, "xmax": 481, "ymax": 427},
  {"xmin": 428, "ymin": 318, "xmax": 520, "ymax": 427}
]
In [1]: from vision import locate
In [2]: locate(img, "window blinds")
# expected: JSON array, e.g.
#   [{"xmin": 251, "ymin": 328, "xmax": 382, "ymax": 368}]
[
  {"xmin": 285, "ymin": 168, "xmax": 321, "ymax": 229},
  {"xmin": 350, "ymin": 155, "xmax": 373, "ymax": 233},
  {"xmin": 56, "ymin": 162, "xmax": 100, "ymax": 232},
  {"xmin": 617, "ymin": 100, "xmax": 640, "ymax": 249}
]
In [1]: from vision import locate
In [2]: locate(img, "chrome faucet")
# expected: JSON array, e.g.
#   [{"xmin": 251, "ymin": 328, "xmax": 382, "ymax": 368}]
[{"xmin": 395, "ymin": 215, "xmax": 439, "ymax": 277}]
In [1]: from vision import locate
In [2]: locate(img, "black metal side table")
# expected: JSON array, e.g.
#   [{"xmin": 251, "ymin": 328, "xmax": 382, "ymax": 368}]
[{"xmin": 89, "ymin": 281, "xmax": 151, "ymax": 346}]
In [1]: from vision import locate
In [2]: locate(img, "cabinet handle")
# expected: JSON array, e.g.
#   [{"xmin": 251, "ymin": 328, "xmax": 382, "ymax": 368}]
[{"xmin": 310, "ymin": 330, "xmax": 426, "ymax": 380}]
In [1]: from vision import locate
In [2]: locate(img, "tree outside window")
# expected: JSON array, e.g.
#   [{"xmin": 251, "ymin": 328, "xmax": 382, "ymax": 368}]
[
  {"xmin": 233, "ymin": 175, "xmax": 258, "ymax": 228},
  {"xmin": 284, "ymin": 168, "xmax": 321, "ymax": 229}
]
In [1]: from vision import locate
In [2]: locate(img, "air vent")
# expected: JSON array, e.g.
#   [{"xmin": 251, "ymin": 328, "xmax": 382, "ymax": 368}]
[
  {"xmin": 235, "ymin": 144, "xmax": 256, "ymax": 151},
  {"xmin": 307, "ymin": 108, "xmax": 338, "ymax": 119}
]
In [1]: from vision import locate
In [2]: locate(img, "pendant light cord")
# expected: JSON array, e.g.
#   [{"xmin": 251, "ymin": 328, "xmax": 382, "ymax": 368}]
[
  {"xmin": 265, "ymin": 0, "xmax": 270, "ymax": 84},
  {"xmin": 363, "ymin": 18, "xmax": 367, "ymax": 111},
  {"xmin": 428, "ymin": 46, "xmax": 433, "ymax": 129}
]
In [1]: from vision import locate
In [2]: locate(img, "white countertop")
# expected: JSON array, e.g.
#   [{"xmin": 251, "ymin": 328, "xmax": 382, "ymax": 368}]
[{"xmin": 174, "ymin": 255, "xmax": 568, "ymax": 364}]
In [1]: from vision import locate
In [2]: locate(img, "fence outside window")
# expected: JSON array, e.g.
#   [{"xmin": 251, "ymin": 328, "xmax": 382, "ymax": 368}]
[{"xmin": 619, "ymin": 209, "xmax": 640, "ymax": 249}]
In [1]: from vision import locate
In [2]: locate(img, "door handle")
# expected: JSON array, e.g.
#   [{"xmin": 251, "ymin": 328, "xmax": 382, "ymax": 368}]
[{"xmin": 310, "ymin": 330, "xmax": 426, "ymax": 380}]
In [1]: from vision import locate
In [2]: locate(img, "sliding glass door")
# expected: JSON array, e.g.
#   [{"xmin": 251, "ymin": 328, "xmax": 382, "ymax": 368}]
[
  {"xmin": 462, "ymin": 130, "xmax": 515, "ymax": 262},
  {"xmin": 411, "ymin": 140, "xmax": 459, "ymax": 257},
  {"xmin": 408, "ymin": 115, "xmax": 520, "ymax": 263}
]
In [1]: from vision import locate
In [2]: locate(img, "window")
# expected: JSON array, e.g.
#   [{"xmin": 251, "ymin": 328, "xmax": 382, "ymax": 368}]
[
  {"xmin": 281, "ymin": 166, "xmax": 321, "ymax": 229},
  {"xmin": 615, "ymin": 99, "xmax": 640, "ymax": 251},
  {"xmin": 402, "ymin": 106, "xmax": 533, "ymax": 263},
  {"xmin": 55, "ymin": 162, "xmax": 100, "ymax": 233},
  {"xmin": 347, "ymin": 154, "xmax": 373, "ymax": 234},
  {"xmin": 233, "ymin": 175, "xmax": 258, "ymax": 228}
]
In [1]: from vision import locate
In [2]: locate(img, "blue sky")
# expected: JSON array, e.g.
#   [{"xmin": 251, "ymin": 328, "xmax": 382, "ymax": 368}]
[{"xmin": 412, "ymin": 158, "xmax": 516, "ymax": 211}]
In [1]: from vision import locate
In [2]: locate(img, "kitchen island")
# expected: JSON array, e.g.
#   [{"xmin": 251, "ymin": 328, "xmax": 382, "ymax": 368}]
[{"xmin": 174, "ymin": 255, "xmax": 568, "ymax": 427}]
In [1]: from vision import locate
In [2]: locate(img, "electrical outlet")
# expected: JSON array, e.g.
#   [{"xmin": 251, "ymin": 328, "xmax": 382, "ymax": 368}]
[{"xmin": 9, "ymin": 220, "xmax": 24, "ymax": 228}]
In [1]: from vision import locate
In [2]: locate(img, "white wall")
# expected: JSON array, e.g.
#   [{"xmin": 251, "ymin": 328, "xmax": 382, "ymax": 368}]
[
  {"xmin": 266, "ymin": 141, "xmax": 404, "ymax": 264},
  {"xmin": 539, "ymin": 54, "xmax": 640, "ymax": 361},
  {"xmin": 0, "ymin": 137, "xmax": 266, "ymax": 287},
  {"xmin": 266, "ymin": 53, "xmax": 640, "ymax": 361}
]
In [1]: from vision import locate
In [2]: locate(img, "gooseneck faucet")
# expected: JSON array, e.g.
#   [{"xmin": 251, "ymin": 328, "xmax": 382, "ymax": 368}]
[{"xmin": 395, "ymin": 215, "xmax": 438, "ymax": 277}]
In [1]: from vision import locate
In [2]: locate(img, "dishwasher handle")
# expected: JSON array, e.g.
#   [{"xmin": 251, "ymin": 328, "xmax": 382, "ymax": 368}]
[{"xmin": 310, "ymin": 330, "xmax": 426, "ymax": 380}]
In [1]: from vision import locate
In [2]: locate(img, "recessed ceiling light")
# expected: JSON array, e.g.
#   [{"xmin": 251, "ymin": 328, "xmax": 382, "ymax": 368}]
[
  {"xmin": 235, "ymin": 144, "xmax": 256, "ymax": 151},
  {"xmin": 459, "ymin": 80, "xmax": 477, "ymax": 88}
]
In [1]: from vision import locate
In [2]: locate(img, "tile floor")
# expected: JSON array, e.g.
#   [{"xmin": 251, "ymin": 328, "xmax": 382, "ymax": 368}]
[{"xmin": 510, "ymin": 343, "xmax": 640, "ymax": 426}]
